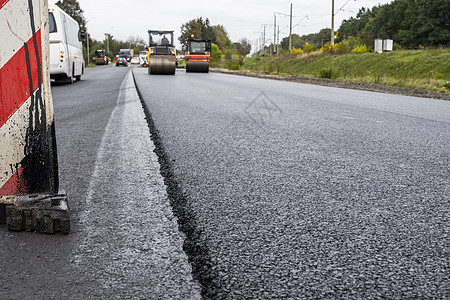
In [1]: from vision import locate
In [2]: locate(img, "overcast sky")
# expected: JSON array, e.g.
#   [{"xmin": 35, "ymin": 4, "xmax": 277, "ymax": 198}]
[{"xmin": 51, "ymin": 0, "xmax": 393, "ymax": 49}]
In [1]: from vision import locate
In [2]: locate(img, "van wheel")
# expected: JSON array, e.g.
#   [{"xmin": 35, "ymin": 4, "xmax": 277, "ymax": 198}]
[
  {"xmin": 67, "ymin": 65, "xmax": 74, "ymax": 84},
  {"xmin": 75, "ymin": 75, "xmax": 81, "ymax": 81}
]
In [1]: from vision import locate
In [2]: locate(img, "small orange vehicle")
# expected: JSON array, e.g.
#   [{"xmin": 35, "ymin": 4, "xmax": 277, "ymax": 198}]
[{"xmin": 185, "ymin": 37, "xmax": 211, "ymax": 73}]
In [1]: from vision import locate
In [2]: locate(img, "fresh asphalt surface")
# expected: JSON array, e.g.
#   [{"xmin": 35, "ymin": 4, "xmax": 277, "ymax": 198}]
[
  {"xmin": 0, "ymin": 64, "xmax": 200, "ymax": 299},
  {"xmin": 0, "ymin": 64, "xmax": 448, "ymax": 299},
  {"xmin": 134, "ymin": 67, "xmax": 450, "ymax": 299}
]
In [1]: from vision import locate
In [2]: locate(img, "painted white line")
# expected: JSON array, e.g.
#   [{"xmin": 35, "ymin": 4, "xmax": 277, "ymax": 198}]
[{"xmin": 72, "ymin": 70, "xmax": 201, "ymax": 298}]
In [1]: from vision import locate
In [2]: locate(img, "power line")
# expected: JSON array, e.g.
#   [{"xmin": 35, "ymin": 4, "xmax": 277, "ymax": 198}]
[
  {"xmin": 335, "ymin": 0, "xmax": 357, "ymax": 16},
  {"xmin": 292, "ymin": 15, "xmax": 309, "ymax": 29}
]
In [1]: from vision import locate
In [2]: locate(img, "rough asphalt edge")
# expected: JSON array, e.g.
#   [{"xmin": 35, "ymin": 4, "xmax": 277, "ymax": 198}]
[
  {"xmin": 211, "ymin": 68, "xmax": 450, "ymax": 101},
  {"xmin": 132, "ymin": 71, "xmax": 217, "ymax": 299}
]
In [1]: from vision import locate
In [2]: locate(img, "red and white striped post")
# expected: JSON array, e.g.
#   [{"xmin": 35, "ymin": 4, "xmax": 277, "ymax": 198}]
[{"xmin": 0, "ymin": 0, "xmax": 69, "ymax": 233}]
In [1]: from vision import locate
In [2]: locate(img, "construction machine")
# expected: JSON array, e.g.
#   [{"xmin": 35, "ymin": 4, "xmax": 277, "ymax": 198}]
[
  {"xmin": 185, "ymin": 37, "xmax": 211, "ymax": 73},
  {"xmin": 93, "ymin": 49, "xmax": 110, "ymax": 65},
  {"xmin": 147, "ymin": 30, "xmax": 176, "ymax": 75}
]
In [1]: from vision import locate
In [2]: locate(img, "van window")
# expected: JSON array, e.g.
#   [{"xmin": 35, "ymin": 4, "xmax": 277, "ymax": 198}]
[{"xmin": 49, "ymin": 12, "xmax": 57, "ymax": 33}]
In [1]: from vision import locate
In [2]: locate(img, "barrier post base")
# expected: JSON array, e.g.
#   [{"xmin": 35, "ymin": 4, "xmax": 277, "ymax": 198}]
[{"xmin": 0, "ymin": 193, "xmax": 70, "ymax": 234}]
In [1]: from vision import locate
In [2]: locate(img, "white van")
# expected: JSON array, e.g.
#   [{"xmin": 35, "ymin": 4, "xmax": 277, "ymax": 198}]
[{"xmin": 48, "ymin": 4, "xmax": 84, "ymax": 83}]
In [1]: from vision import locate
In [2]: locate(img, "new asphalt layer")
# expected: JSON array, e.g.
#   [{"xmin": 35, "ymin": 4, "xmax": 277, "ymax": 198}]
[
  {"xmin": 0, "ymin": 66, "xmax": 201, "ymax": 299},
  {"xmin": 1, "ymin": 64, "xmax": 448, "ymax": 299},
  {"xmin": 133, "ymin": 68, "xmax": 450, "ymax": 299}
]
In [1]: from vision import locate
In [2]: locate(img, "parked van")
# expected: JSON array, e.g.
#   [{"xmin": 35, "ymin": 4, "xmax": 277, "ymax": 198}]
[{"xmin": 48, "ymin": 4, "xmax": 84, "ymax": 83}]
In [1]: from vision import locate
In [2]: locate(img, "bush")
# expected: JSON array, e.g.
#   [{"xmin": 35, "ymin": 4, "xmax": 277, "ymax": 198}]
[
  {"xmin": 392, "ymin": 42, "xmax": 403, "ymax": 51},
  {"xmin": 320, "ymin": 42, "xmax": 332, "ymax": 53},
  {"xmin": 332, "ymin": 42, "xmax": 350, "ymax": 54},
  {"xmin": 303, "ymin": 42, "xmax": 314, "ymax": 53},
  {"xmin": 444, "ymin": 81, "xmax": 450, "ymax": 90},
  {"xmin": 223, "ymin": 49, "xmax": 233, "ymax": 60},
  {"xmin": 318, "ymin": 67, "xmax": 338, "ymax": 79},
  {"xmin": 352, "ymin": 44, "xmax": 368, "ymax": 54},
  {"xmin": 225, "ymin": 60, "xmax": 240, "ymax": 70},
  {"xmin": 210, "ymin": 43, "xmax": 222, "ymax": 67},
  {"xmin": 238, "ymin": 56, "xmax": 244, "ymax": 66},
  {"xmin": 290, "ymin": 47, "xmax": 303, "ymax": 55}
]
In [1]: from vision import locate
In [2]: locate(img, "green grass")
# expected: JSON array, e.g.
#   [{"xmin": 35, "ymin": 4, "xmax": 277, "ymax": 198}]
[{"xmin": 233, "ymin": 49, "xmax": 450, "ymax": 93}]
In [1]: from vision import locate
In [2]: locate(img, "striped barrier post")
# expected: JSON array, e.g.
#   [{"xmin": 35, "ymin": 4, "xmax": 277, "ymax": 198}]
[{"xmin": 0, "ymin": 0, "xmax": 69, "ymax": 233}]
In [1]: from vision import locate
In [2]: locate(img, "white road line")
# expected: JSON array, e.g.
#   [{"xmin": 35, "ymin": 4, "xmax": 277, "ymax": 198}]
[{"xmin": 72, "ymin": 70, "xmax": 201, "ymax": 298}]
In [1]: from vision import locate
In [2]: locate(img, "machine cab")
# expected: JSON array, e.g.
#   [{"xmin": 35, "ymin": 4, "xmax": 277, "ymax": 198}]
[
  {"xmin": 148, "ymin": 30, "xmax": 175, "ymax": 55},
  {"xmin": 187, "ymin": 39, "xmax": 211, "ymax": 55}
]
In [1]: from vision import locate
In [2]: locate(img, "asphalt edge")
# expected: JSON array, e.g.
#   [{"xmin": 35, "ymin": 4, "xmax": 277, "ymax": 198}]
[{"xmin": 131, "ymin": 70, "xmax": 217, "ymax": 299}]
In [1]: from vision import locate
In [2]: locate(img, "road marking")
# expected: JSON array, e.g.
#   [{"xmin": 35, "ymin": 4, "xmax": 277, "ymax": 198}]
[{"xmin": 72, "ymin": 70, "xmax": 201, "ymax": 298}]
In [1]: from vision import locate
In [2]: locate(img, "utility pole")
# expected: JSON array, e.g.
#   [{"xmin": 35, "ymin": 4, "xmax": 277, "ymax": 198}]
[
  {"xmin": 277, "ymin": 25, "xmax": 280, "ymax": 56},
  {"xmin": 262, "ymin": 24, "xmax": 274, "ymax": 55},
  {"xmin": 263, "ymin": 26, "xmax": 265, "ymax": 52},
  {"xmin": 254, "ymin": 30, "xmax": 264, "ymax": 55},
  {"xmin": 289, "ymin": 3, "xmax": 293, "ymax": 52},
  {"xmin": 331, "ymin": 0, "xmax": 335, "ymax": 47},
  {"xmin": 274, "ymin": 11, "xmax": 290, "ymax": 55},
  {"xmin": 273, "ymin": 14, "xmax": 276, "ymax": 56},
  {"xmin": 86, "ymin": 32, "xmax": 89, "ymax": 65},
  {"xmin": 105, "ymin": 33, "xmax": 110, "ymax": 56}
]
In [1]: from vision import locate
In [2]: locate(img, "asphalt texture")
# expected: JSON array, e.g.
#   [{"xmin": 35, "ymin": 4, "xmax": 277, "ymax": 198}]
[
  {"xmin": 0, "ymin": 65, "xmax": 200, "ymax": 299},
  {"xmin": 133, "ymin": 68, "xmax": 450, "ymax": 299}
]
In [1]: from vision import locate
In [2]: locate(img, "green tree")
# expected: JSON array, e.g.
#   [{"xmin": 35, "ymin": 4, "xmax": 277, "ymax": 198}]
[
  {"xmin": 212, "ymin": 25, "xmax": 231, "ymax": 49},
  {"xmin": 337, "ymin": 0, "xmax": 450, "ymax": 48},
  {"xmin": 179, "ymin": 18, "xmax": 216, "ymax": 50},
  {"xmin": 55, "ymin": 0, "xmax": 86, "ymax": 33},
  {"xmin": 233, "ymin": 38, "xmax": 252, "ymax": 57},
  {"xmin": 280, "ymin": 34, "xmax": 303, "ymax": 50}
]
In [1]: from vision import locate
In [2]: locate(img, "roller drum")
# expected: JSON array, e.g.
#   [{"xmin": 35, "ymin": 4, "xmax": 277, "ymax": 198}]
[
  {"xmin": 186, "ymin": 61, "xmax": 209, "ymax": 73},
  {"xmin": 149, "ymin": 56, "xmax": 176, "ymax": 75}
]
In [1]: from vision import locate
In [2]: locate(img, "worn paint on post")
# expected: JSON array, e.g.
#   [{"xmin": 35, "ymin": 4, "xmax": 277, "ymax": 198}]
[
  {"xmin": 0, "ymin": 0, "xmax": 58, "ymax": 196},
  {"xmin": 0, "ymin": 0, "xmax": 68, "ymax": 233}
]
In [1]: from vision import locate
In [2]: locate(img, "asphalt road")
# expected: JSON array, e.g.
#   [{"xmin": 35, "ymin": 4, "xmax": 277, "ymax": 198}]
[
  {"xmin": 0, "ymin": 65, "xmax": 200, "ymax": 299},
  {"xmin": 1, "ymin": 64, "xmax": 449, "ymax": 299},
  {"xmin": 134, "ymin": 68, "xmax": 450, "ymax": 299}
]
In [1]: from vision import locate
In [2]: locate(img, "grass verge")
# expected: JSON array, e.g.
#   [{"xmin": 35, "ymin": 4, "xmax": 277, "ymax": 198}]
[{"xmin": 222, "ymin": 49, "xmax": 450, "ymax": 94}]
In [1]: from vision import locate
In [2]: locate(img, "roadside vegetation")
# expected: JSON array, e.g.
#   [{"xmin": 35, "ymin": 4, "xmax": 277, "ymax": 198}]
[
  {"xmin": 235, "ymin": 49, "xmax": 450, "ymax": 93},
  {"xmin": 212, "ymin": 0, "xmax": 450, "ymax": 93}
]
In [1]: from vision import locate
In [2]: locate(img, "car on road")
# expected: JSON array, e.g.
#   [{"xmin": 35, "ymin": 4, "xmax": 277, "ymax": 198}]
[
  {"xmin": 116, "ymin": 57, "xmax": 128, "ymax": 67},
  {"xmin": 131, "ymin": 57, "xmax": 140, "ymax": 64}
]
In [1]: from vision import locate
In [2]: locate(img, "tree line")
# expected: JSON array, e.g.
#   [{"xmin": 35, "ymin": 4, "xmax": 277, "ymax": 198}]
[
  {"xmin": 278, "ymin": 0, "xmax": 449, "ymax": 53},
  {"xmin": 338, "ymin": 0, "xmax": 449, "ymax": 48}
]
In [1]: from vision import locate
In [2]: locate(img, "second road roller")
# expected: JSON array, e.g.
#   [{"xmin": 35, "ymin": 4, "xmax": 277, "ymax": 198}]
[
  {"xmin": 147, "ymin": 30, "xmax": 176, "ymax": 75},
  {"xmin": 185, "ymin": 37, "xmax": 211, "ymax": 73}
]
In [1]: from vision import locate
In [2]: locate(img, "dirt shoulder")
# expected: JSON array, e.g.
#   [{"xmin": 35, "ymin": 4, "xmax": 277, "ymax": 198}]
[{"xmin": 211, "ymin": 68, "xmax": 450, "ymax": 101}]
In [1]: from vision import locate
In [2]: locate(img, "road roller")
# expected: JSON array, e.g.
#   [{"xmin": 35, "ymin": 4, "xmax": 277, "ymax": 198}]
[
  {"xmin": 185, "ymin": 37, "xmax": 211, "ymax": 73},
  {"xmin": 147, "ymin": 30, "xmax": 176, "ymax": 75}
]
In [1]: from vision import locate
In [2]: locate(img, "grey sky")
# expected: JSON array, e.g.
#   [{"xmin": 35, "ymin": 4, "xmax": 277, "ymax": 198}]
[{"xmin": 52, "ymin": 0, "xmax": 393, "ymax": 49}]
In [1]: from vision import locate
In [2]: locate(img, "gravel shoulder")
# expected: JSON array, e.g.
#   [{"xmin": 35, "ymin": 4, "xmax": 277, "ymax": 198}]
[{"xmin": 212, "ymin": 68, "xmax": 450, "ymax": 101}]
